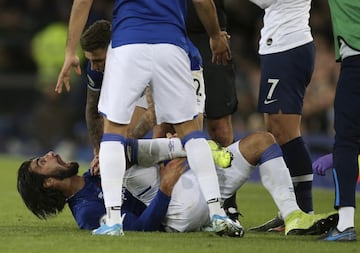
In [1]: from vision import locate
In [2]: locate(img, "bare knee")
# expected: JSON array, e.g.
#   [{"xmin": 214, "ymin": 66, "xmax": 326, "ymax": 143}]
[
  {"xmin": 248, "ymin": 131, "xmax": 276, "ymax": 149},
  {"xmin": 239, "ymin": 131, "xmax": 276, "ymax": 165}
]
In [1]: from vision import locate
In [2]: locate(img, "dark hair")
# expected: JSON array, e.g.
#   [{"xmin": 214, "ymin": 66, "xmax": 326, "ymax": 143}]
[
  {"xmin": 80, "ymin": 19, "xmax": 111, "ymax": 52},
  {"xmin": 17, "ymin": 159, "xmax": 67, "ymax": 219}
]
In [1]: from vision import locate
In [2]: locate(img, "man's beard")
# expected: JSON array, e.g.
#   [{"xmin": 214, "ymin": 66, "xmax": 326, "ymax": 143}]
[{"xmin": 50, "ymin": 162, "xmax": 79, "ymax": 180}]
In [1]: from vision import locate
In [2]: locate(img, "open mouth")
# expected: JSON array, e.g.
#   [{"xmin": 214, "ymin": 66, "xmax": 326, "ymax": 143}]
[{"xmin": 56, "ymin": 154, "xmax": 69, "ymax": 167}]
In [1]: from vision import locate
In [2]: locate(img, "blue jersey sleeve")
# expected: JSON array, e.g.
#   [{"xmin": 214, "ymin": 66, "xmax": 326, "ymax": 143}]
[
  {"xmin": 122, "ymin": 190, "xmax": 170, "ymax": 231},
  {"xmin": 86, "ymin": 62, "xmax": 103, "ymax": 91},
  {"xmin": 68, "ymin": 171, "xmax": 171, "ymax": 231}
]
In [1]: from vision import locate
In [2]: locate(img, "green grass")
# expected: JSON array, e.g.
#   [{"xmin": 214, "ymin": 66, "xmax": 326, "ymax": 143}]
[{"xmin": 1, "ymin": 154, "xmax": 359, "ymax": 253}]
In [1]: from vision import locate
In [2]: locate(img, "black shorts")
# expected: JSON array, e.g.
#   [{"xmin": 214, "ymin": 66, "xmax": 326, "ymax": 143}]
[
  {"xmin": 188, "ymin": 33, "xmax": 238, "ymax": 119},
  {"xmin": 257, "ymin": 42, "xmax": 315, "ymax": 114}
]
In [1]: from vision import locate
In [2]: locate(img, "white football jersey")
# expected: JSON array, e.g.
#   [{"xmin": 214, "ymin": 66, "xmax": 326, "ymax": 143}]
[
  {"xmin": 256, "ymin": 0, "xmax": 313, "ymax": 55},
  {"xmin": 249, "ymin": 0, "xmax": 276, "ymax": 9}
]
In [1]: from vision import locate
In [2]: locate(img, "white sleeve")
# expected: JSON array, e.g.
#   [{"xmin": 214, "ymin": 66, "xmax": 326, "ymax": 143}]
[{"xmin": 249, "ymin": 0, "xmax": 277, "ymax": 9}]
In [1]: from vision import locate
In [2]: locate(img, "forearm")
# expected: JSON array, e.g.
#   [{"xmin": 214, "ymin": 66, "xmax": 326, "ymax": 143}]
[
  {"xmin": 128, "ymin": 87, "xmax": 156, "ymax": 138},
  {"xmin": 130, "ymin": 110, "xmax": 156, "ymax": 139},
  {"xmin": 192, "ymin": 0, "xmax": 222, "ymax": 38},
  {"xmin": 85, "ymin": 89, "xmax": 103, "ymax": 154},
  {"xmin": 66, "ymin": 0, "xmax": 93, "ymax": 55}
]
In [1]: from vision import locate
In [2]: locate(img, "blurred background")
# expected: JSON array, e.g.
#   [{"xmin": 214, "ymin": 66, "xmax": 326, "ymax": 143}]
[{"xmin": 0, "ymin": 0, "xmax": 338, "ymax": 169}]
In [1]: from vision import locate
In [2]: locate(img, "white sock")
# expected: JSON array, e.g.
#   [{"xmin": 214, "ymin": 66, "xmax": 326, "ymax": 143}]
[
  {"xmin": 259, "ymin": 157, "xmax": 299, "ymax": 219},
  {"xmin": 106, "ymin": 207, "xmax": 122, "ymax": 226},
  {"xmin": 131, "ymin": 138, "xmax": 187, "ymax": 166},
  {"xmin": 207, "ymin": 198, "xmax": 226, "ymax": 217},
  {"xmin": 185, "ymin": 138, "xmax": 225, "ymax": 217},
  {"xmin": 337, "ymin": 207, "xmax": 355, "ymax": 231},
  {"xmin": 99, "ymin": 141, "xmax": 126, "ymax": 225}
]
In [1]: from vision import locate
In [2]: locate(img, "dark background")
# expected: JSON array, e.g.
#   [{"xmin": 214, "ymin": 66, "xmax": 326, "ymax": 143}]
[{"xmin": 0, "ymin": 0, "xmax": 337, "ymax": 162}]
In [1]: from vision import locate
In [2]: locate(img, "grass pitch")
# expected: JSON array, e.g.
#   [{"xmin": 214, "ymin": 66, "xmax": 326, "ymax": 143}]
[{"xmin": 1, "ymin": 154, "xmax": 359, "ymax": 253}]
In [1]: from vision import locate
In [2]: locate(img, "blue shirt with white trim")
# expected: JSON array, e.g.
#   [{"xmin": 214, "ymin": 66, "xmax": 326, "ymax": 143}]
[
  {"xmin": 67, "ymin": 170, "xmax": 170, "ymax": 231},
  {"xmin": 86, "ymin": 63, "xmax": 103, "ymax": 91}
]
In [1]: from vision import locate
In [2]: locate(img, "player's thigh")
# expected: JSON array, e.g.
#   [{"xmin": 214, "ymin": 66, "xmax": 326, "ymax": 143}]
[
  {"xmin": 258, "ymin": 42, "xmax": 315, "ymax": 114},
  {"xmin": 151, "ymin": 44, "xmax": 198, "ymax": 124},
  {"xmin": 217, "ymin": 141, "xmax": 256, "ymax": 199},
  {"xmin": 166, "ymin": 171, "xmax": 209, "ymax": 232},
  {"xmin": 334, "ymin": 55, "xmax": 360, "ymax": 139},
  {"xmin": 99, "ymin": 45, "xmax": 151, "ymax": 124}
]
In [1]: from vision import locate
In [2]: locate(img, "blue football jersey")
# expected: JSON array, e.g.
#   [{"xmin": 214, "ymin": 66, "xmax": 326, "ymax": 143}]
[
  {"xmin": 67, "ymin": 170, "xmax": 106, "ymax": 230},
  {"xmin": 67, "ymin": 170, "xmax": 170, "ymax": 231},
  {"xmin": 86, "ymin": 62, "xmax": 103, "ymax": 91},
  {"xmin": 111, "ymin": 0, "xmax": 189, "ymax": 53}
]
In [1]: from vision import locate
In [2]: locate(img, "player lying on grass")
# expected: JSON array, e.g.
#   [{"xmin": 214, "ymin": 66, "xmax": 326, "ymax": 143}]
[
  {"xmin": 18, "ymin": 151, "xmax": 187, "ymax": 232},
  {"xmin": 18, "ymin": 19, "xmax": 335, "ymax": 237},
  {"xmin": 17, "ymin": 131, "xmax": 338, "ymax": 237},
  {"xmin": 80, "ymin": 19, "xmax": 244, "ymax": 237}
]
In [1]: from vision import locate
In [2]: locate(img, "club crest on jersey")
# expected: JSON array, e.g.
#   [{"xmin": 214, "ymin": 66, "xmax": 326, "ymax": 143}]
[{"xmin": 266, "ymin": 38, "xmax": 273, "ymax": 46}]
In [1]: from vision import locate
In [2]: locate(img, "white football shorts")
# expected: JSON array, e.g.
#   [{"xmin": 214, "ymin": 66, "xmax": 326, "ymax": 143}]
[
  {"xmin": 98, "ymin": 43, "xmax": 199, "ymax": 125},
  {"xmin": 124, "ymin": 165, "xmax": 209, "ymax": 232}
]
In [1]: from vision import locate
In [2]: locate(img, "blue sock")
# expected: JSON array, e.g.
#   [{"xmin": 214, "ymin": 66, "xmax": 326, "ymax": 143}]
[{"xmin": 281, "ymin": 137, "xmax": 313, "ymax": 213}]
